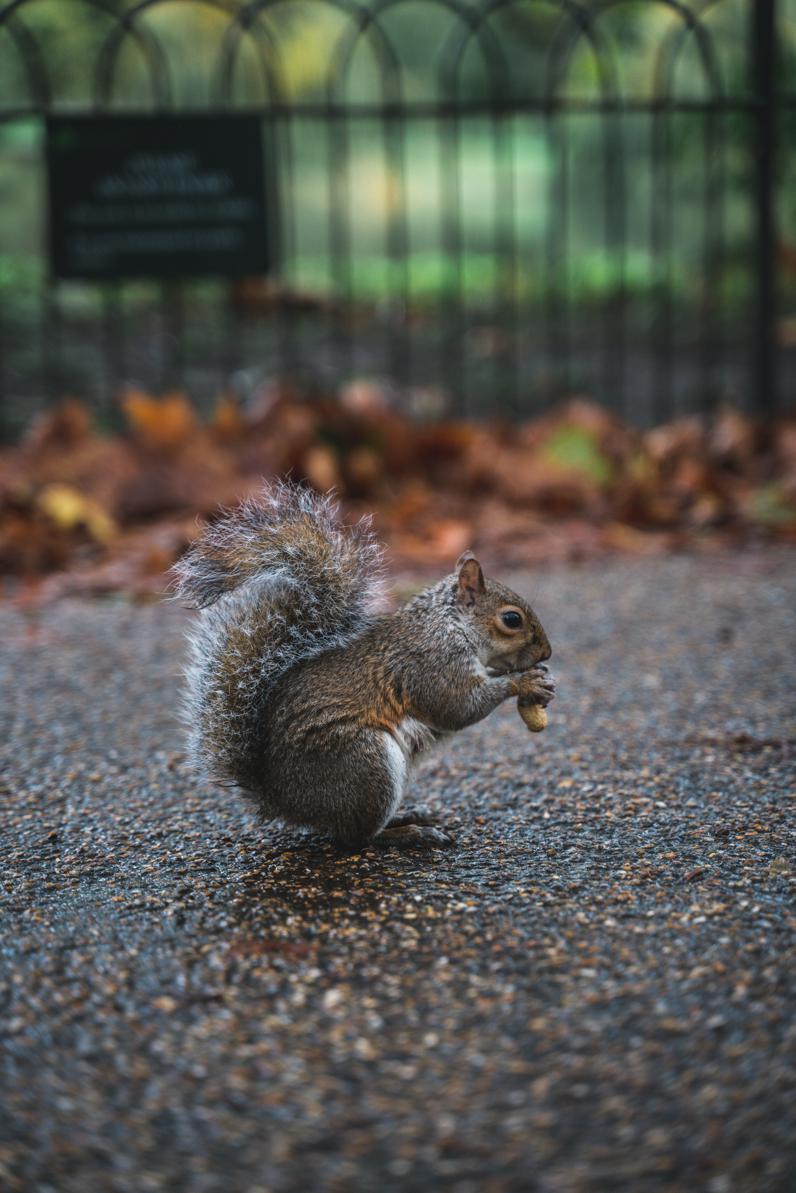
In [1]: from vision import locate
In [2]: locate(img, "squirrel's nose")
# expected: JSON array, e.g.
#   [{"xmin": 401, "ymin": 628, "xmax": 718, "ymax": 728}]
[{"xmin": 538, "ymin": 642, "xmax": 552, "ymax": 663}]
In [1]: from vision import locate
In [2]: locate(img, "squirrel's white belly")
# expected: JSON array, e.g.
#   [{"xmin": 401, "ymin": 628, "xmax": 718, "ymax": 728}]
[
  {"xmin": 392, "ymin": 716, "xmax": 438, "ymax": 760},
  {"xmin": 381, "ymin": 732, "xmax": 408, "ymax": 822}
]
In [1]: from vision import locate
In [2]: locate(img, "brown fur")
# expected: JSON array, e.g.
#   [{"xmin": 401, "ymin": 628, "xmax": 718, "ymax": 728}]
[{"xmin": 175, "ymin": 485, "xmax": 554, "ymax": 850}]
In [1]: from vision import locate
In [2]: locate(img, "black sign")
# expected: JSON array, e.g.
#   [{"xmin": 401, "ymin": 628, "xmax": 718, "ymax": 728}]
[{"xmin": 46, "ymin": 114, "xmax": 272, "ymax": 280}]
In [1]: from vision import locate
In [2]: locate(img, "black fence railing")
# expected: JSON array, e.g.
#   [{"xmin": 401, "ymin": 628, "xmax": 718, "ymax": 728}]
[{"xmin": 0, "ymin": 0, "xmax": 793, "ymax": 437}]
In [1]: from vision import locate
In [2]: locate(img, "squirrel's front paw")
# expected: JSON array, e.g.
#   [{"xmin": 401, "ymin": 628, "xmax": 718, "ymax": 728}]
[{"xmin": 512, "ymin": 667, "xmax": 556, "ymax": 707}]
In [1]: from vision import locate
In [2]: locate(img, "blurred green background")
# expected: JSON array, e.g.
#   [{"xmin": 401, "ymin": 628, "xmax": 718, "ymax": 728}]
[{"xmin": 0, "ymin": 0, "xmax": 794, "ymax": 426}]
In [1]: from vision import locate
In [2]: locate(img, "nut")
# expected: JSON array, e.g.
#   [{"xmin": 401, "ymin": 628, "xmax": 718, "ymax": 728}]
[{"xmin": 518, "ymin": 701, "xmax": 547, "ymax": 733}]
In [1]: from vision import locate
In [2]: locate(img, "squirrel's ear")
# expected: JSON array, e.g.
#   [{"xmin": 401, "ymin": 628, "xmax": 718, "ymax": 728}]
[{"xmin": 456, "ymin": 551, "xmax": 485, "ymax": 606}]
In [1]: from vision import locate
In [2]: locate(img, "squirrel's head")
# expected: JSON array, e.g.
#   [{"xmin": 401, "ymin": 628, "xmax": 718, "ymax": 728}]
[{"xmin": 454, "ymin": 551, "xmax": 551, "ymax": 675}]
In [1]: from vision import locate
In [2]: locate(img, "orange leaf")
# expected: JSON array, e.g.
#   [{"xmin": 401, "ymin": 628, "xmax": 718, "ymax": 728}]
[
  {"xmin": 211, "ymin": 393, "xmax": 246, "ymax": 442},
  {"xmin": 122, "ymin": 389, "xmax": 196, "ymax": 453}
]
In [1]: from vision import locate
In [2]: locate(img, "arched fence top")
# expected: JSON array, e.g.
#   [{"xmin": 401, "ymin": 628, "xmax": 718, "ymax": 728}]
[
  {"xmin": 0, "ymin": 0, "xmax": 171, "ymax": 110},
  {"xmin": 323, "ymin": 0, "xmax": 512, "ymax": 105},
  {"xmin": 0, "ymin": 0, "xmax": 764, "ymax": 115}
]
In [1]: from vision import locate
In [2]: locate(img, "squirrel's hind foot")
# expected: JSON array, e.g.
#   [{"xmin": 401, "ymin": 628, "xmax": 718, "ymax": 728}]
[
  {"xmin": 386, "ymin": 805, "xmax": 440, "ymax": 828},
  {"xmin": 375, "ymin": 824, "xmax": 454, "ymax": 849}
]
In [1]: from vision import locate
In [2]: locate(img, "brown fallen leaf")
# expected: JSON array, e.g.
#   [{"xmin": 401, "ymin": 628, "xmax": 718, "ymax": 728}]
[
  {"xmin": 24, "ymin": 399, "xmax": 92, "ymax": 453},
  {"xmin": 122, "ymin": 389, "xmax": 197, "ymax": 454},
  {"xmin": 301, "ymin": 444, "xmax": 341, "ymax": 493},
  {"xmin": 211, "ymin": 393, "xmax": 246, "ymax": 442}
]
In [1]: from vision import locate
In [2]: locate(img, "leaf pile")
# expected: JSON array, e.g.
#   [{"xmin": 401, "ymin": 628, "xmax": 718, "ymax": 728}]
[{"xmin": 1, "ymin": 385, "xmax": 794, "ymax": 598}]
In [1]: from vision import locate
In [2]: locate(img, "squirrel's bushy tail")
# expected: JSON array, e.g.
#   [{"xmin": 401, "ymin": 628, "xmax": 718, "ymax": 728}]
[
  {"xmin": 173, "ymin": 481, "xmax": 386, "ymax": 789},
  {"xmin": 173, "ymin": 480, "xmax": 384, "ymax": 616}
]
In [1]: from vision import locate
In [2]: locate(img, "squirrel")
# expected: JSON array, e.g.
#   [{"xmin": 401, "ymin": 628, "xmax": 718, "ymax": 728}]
[{"xmin": 173, "ymin": 481, "xmax": 554, "ymax": 849}]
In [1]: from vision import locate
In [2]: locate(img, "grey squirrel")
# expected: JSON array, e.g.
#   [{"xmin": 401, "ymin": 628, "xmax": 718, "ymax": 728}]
[{"xmin": 173, "ymin": 481, "xmax": 554, "ymax": 849}]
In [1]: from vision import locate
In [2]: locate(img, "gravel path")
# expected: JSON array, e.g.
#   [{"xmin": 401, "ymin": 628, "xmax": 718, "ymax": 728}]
[{"xmin": 1, "ymin": 552, "xmax": 795, "ymax": 1193}]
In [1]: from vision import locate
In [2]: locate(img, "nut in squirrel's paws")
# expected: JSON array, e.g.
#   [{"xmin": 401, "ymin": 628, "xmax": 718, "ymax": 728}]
[
  {"xmin": 514, "ymin": 665, "xmax": 554, "ymax": 732},
  {"xmin": 518, "ymin": 701, "xmax": 548, "ymax": 733}
]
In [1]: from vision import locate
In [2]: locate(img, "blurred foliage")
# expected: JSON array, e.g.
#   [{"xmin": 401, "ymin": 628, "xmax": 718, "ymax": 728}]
[{"xmin": 541, "ymin": 424, "xmax": 616, "ymax": 486}]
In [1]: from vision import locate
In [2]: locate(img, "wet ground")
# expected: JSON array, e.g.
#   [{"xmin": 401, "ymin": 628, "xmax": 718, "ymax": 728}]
[{"xmin": 1, "ymin": 552, "xmax": 795, "ymax": 1192}]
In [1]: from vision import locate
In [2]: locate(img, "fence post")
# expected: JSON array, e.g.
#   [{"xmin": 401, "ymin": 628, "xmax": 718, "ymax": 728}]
[{"xmin": 752, "ymin": 0, "xmax": 777, "ymax": 416}]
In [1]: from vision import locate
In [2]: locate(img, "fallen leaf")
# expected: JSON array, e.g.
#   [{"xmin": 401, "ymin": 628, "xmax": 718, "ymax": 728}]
[
  {"xmin": 122, "ymin": 389, "xmax": 197, "ymax": 453},
  {"xmin": 36, "ymin": 484, "xmax": 116, "ymax": 543}
]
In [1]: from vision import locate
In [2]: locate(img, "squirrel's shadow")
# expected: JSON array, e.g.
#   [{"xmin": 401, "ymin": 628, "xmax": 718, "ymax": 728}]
[{"xmin": 226, "ymin": 820, "xmax": 462, "ymax": 938}]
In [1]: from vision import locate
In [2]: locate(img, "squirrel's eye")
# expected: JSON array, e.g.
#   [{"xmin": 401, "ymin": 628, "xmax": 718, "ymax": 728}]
[{"xmin": 500, "ymin": 611, "xmax": 523, "ymax": 630}]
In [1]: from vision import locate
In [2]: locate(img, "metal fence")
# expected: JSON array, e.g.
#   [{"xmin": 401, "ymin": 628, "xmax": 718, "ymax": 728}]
[{"xmin": 0, "ymin": 0, "xmax": 793, "ymax": 435}]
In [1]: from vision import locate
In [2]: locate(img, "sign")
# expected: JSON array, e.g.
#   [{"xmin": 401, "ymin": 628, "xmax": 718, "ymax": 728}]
[{"xmin": 46, "ymin": 114, "xmax": 272, "ymax": 280}]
